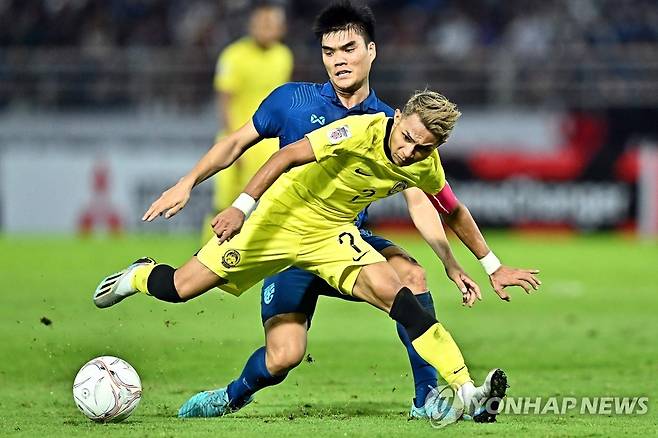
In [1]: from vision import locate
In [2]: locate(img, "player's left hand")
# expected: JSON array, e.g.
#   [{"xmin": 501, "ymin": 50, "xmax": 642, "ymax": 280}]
[
  {"xmin": 211, "ymin": 207, "xmax": 245, "ymax": 243},
  {"xmin": 489, "ymin": 265, "xmax": 541, "ymax": 301},
  {"xmin": 445, "ymin": 266, "xmax": 481, "ymax": 307}
]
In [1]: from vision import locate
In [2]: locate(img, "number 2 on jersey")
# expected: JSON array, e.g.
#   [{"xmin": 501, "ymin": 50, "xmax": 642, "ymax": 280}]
[{"xmin": 350, "ymin": 188, "xmax": 376, "ymax": 203}]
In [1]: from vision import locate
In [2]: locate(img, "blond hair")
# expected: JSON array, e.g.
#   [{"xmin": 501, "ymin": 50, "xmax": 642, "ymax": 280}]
[{"xmin": 402, "ymin": 90, "xmax": 461, "ymax": 145}]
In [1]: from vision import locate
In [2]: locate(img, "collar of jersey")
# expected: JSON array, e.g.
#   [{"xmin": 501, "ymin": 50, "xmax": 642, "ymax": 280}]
[
  {"xmin": 381, "ymin": 117, "xmax": 396, "ymax": 165},
  {"xmin": 320, "ymin": 81, "xmax": 381, "ymax": 112}
]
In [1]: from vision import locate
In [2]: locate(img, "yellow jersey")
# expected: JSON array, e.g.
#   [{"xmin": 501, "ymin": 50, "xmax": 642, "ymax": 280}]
[
  {"xmin": 253, "ymin": 113, "xmax": 446, "ymax": 231},
  {"xmin": 214, "ymin": 37, "xmax": 293, "ymax": 131}
]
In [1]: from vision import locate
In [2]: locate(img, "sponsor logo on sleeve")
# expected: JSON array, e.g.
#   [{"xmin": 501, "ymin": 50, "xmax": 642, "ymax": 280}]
[{"xmin": 327, "ymin": 125, "xmax": 352, "ymax": 144}]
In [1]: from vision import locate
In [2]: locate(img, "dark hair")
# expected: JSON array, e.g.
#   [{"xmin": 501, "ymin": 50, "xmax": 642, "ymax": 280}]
[{"xmin": 313, "ymin": 1, "xmax": 375, "ymax": 43}]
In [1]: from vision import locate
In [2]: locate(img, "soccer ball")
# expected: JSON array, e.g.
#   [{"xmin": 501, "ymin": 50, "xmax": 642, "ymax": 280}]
[{"xmin": 73, "ymin": 356, "xmax": 142, "ymax": 422}]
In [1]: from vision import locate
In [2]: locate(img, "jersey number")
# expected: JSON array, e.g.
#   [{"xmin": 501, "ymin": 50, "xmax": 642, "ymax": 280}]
[
  {"xmin": 338, "ymin": 232, "xmax": 362, "ymax": 253},
  {"xmin": 350, "ymin": 188, "xmax": 376, "ymax": 203},
  {"xmin": 339, "ymin": 232, "xmax": 370, "ymax": 262}
]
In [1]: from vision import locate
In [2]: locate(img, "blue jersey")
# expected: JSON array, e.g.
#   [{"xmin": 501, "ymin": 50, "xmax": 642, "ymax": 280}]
[{"xmin": 252, "ymin": 81, "xmax": 394, "ymax": 228}]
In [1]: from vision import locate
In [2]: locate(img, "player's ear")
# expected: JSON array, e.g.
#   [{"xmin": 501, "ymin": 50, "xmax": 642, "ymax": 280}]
[
  {"xmin": 367, "ymin": 41, "xmax": 376, "ymax": 61},
  {"xmin": 394, "ymin": 108, "xmax": 402, "ymax": 121}
]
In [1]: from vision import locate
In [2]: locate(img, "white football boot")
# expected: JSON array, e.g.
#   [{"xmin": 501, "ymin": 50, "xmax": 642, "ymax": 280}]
[
  {"xmin": 93, "ymin": 257, "xmax": 156, "ymax": 308},
  {"xmin": 458, "ymin": 368, "xmax": 508, "ymax": 423}
]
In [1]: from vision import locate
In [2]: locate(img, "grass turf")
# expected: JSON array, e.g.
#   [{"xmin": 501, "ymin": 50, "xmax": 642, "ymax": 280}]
[{"xmin": 0, "ymin": 232, "xmax": 656, "ymax": 437}]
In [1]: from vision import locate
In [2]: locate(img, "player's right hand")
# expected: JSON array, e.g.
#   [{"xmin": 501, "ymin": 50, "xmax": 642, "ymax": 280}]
[
  {"xmin": 446, "ymin": 266, "xmax": 481, "ymax": 307},
  {"xmin": 142, "ymin": 179, "xmax": 193, "ymax": 221},
  {"xmin": 212, "ymin": 207, "xmax": 245, "ymax": 243}
]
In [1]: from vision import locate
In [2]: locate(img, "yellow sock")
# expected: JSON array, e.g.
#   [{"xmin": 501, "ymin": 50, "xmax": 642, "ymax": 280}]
[
  {"xmin": 131, "ymin": 264, "xmax": 156, "ymax": 295},
  {"xmin": 411, "ymin": 322, "xmax": 473, "ymax": 389}
]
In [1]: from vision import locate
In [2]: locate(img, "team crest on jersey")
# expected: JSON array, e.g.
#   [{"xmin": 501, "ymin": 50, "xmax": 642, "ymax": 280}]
[
  {"xmin": 388, "ymin": 181, "xmax": 409, "ymax": 195},
  {"xmin": 327, "ymin": 125, "xmax": 351, "ymax": 144},
  {"xmin": 263, "ymin": 283, "xmax": 275, "ymax": 304},
  {"xmin": 221, "ymin": 249, "xmax": 241, "ymax": 268}
]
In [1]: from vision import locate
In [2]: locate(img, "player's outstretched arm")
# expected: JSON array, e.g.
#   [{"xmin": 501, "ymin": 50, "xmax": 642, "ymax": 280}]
[
  {"xmin": 211, "ymin": 138, "xmax": 317, "ymax": 243},
  {"xmin": 438, "ymin": 198, "xmax": 541, "ymax": 301},
  {"xmin": 402, "ymin": 187, "xmax": 481, "ymax": 307},
  {"xmin": 443, "ymin": 202, "xmax": 542, "ymax": 301},
  {"xmin": 142, "ymin": 121, "xmax": 262, "ymax": 221}
]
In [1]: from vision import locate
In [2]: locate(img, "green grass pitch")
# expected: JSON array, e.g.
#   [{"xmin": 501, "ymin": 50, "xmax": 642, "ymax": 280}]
[{"xmin": 1, "ymin": 232, "xmax": 656, "ymax": 437}]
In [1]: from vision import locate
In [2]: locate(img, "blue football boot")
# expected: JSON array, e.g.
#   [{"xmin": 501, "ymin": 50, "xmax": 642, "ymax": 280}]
[{"xmin": 178, "ymin": 387, "xmax": 252, "ymax": 418}]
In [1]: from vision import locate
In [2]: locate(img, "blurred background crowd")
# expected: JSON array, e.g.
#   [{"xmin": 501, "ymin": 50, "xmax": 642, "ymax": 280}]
[
  {"xmin": 2, "ymin": 0, "xmax": 657, "ymax": 108},
  {"xmin": 4, "ymin": 0, "xmax": 658, "ymax": 50}
]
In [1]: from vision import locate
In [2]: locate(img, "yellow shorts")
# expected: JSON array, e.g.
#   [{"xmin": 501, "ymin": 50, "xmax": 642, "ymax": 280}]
[{"xmin": 196, "ymin": 217, "xmax": 386, "ymax": 296}]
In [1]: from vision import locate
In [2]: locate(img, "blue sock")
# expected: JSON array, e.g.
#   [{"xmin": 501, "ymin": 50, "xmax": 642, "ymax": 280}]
[
  {"xmin": 396, "ymin": 291, "xmax": 438, "ymax": 408},
  {"xmin": 226, "ymin": 346, "xmax": 287, "ymax": 408}
]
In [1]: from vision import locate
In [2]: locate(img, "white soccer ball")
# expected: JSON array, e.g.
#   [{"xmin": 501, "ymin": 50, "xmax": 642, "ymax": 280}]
[{"xmin": 73, "ymin": 356, "xmax": 142, "ymax": 422}]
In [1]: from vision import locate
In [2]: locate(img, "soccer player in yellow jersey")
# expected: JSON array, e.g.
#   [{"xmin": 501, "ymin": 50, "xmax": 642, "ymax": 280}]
[
  {"xmin": 211, "ymin": 2, "xmax": 292, "ymax": 223},
  {"xmin": 95, "ymin": 90, "xmax": 541, "ymax": 424}
]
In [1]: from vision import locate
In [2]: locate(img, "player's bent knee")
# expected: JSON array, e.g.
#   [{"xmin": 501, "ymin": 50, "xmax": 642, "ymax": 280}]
[
  {"xmin": 263, "ymin": 313, "xmax": 308, "ymax": 373},
  {"xmin": 266, "ymin": 342, "xmax": 305, "ymax": 374},
  {"xmin": 353, "ymin": 263, "xmax": 403, "ymax": 310},
  {"xmin": 401, "ymin": 264, "xmax": 428, "ymax": 293},
  {"xmin": 385, "ymin": 253, "xmax": 428, "ymax": 292}
]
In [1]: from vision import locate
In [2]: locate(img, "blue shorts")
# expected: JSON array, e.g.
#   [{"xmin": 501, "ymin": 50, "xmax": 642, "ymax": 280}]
[{"xmin": 260, "ymin": 229, "xmax": 394, "ymax": 328}]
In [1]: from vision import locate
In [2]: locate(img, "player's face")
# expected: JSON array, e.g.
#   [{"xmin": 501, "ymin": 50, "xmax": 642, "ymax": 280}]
[
  {"xmin": 321, "ymin": 29, "xmax": 375, "ymax": 94},
  {"xmin": 249, "ymin": 7, "xmax": 286, "ymax": 48},
  {"xmin": 388, "ymin": 110, "xmax": 438, "ymax": 166}
]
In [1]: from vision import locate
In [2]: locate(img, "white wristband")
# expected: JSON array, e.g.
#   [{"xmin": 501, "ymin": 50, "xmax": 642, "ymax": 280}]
[
  {"xmin": 231, "ymin": 193, "xmax": 256, "ymax": 217},
  {"xmin": 479, "ymin": 251, "xmax": 501, "ymax": 275}
]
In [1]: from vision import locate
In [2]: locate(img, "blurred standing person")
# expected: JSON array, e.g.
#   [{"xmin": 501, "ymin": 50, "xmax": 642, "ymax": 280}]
[{"xmin": 204, "ymin": 1, "xmax": 292, "ymax": 241}]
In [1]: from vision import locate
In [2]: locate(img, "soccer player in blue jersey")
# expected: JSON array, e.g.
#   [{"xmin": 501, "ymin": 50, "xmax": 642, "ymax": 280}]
[{"xmin": 95, "ymin": 1, "xmax": 539, "ymax": 422}]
